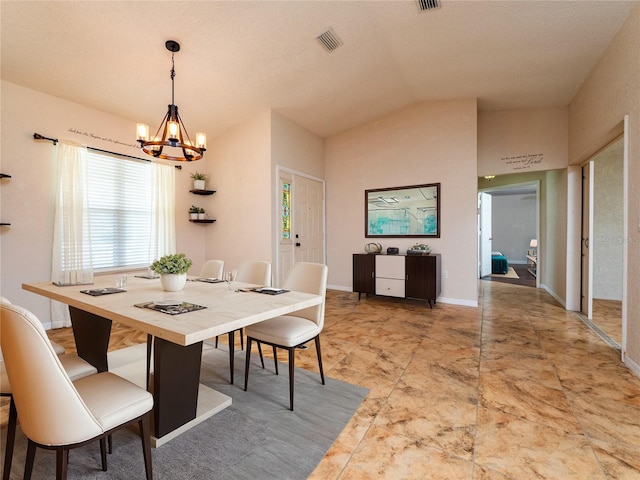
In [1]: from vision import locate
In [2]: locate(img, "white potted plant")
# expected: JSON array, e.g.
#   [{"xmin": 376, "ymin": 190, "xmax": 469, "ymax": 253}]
[
  {"xmin": 191, "ymin": 172, "xmax": 207, "ymax": 190},
  {"xmin": 198, "ymin": 207, "xmax": 206, "ymax": 220},
  {"xmin": 150, "ymin": 253, "xmax": 193, "ymax": 292},
  {"xmin": 189, "ymin": 205, "xmax": 199, "ymax": 220}
]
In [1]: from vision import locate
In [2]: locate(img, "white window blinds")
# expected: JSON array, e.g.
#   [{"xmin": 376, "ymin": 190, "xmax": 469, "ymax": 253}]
[{"xmin": 85, "ymin": 151, "xmax": 155, "ymax": 270}]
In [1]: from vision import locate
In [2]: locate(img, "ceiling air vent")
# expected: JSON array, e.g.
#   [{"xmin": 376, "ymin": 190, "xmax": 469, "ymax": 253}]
[
  {"xmin": 417, "ymin": 0, "xmax": 440, "ymax": 11},
  {"xmin": 317, "ymin": 28, "xmax": 343, "ymax": 52}
]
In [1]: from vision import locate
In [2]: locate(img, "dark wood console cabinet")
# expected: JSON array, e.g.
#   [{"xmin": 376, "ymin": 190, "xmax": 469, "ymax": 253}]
[
  {"xmin": 353, "ymin": 253, "xmax": 376, "ymax": 297},
  {"xmin": 353, "ymin": 253, "xmax": 441, "ymax": 307}
]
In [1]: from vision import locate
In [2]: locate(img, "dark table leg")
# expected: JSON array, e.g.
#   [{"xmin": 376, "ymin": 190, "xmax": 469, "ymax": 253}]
[
  {"xmin": 69, "ymin": 306, "xmax": 204, "ymax": 439},
  {"xmin": 69, "ymin": 306, "xmax": 112, "ymax": 372},
  {"xmin": 153, "ymin": 337, "xmax": 203, "ymax": 438}
]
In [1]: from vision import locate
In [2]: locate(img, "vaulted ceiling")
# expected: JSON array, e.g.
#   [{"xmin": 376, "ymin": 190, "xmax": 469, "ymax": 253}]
[{"xmin": 1, "ymin": 1, "xmax": 636, "ymax": 139}]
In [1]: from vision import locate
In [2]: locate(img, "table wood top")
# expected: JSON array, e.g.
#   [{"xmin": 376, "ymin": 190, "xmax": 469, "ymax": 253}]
[{"xmin": 23, "ymin": 273, "xmax": 322, "ymax": 346}]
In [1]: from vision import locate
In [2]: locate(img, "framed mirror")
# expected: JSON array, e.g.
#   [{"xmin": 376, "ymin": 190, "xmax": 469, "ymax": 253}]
[{"xmin": 365, "ymin": 183, "xmax": 440, "ymax": 238}]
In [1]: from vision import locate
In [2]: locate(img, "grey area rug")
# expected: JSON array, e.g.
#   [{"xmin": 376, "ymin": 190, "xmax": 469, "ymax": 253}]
[{"xmin": 2, "ymin": 344, "xmax": 368, "ymax": 479}]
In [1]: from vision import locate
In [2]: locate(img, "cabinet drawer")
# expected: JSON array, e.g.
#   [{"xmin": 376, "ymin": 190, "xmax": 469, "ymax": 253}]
[
  {"xmin": 375, "ymin": 255, "xmax": 405, "ymax": 279},
  {"xmin": 376, "ymin": 278, "xmax": 405, "ymax": 298}
]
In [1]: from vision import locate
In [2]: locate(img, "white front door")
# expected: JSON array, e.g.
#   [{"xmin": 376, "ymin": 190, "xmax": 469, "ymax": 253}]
[
  {"xmin": 293, "ymin": 174, "xmax": 324, "ymax": 264},
  {"xmin": 276, "ymin": 170, "xmax": 325, "ymax": 286}
]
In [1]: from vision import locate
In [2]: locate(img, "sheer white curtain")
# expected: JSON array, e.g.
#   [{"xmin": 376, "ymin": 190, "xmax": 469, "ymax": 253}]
[
  {"xmin": 51, "ymin": 142, "xmax": 93, "ymax": 327},
  {"xmin": 149, "ymin": 162, "xmax": 176, "ymax": 260}
]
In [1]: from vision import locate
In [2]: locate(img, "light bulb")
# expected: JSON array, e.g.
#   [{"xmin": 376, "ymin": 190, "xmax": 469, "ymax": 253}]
[
  {"xmin": 196, "ymin": 133, "xmax": 207, "ymax": 149},
  {"xmin": 136, "ymin": 123, "xmax": 149, "ymax": 141}
]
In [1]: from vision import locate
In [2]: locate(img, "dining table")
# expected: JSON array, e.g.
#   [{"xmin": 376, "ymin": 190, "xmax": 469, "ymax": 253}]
[{"xmin": 23, "ymin": 273, "xmax": 323, "ymax": 447}]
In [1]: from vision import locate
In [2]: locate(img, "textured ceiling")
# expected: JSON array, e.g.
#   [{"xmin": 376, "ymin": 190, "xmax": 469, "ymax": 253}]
[{"xmin": 1, "ymin": 0, "xmax": 636, "ymax": 139}]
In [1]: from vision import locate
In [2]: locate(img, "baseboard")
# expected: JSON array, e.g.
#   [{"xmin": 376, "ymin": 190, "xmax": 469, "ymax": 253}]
[
  {"xmin": 437, "ymin": 296, "xmax": 478, "ymax": 307},
  {"xmin": 624, "ymin": 353, "xmax": 640, "ymax": 379},
  {"xmin": 328, "ymin": 285, "xmax": 478, "ymax": 308},
  {"xmin": 541, "ymin": 283, "xmax": 566, "ymax": 308}
]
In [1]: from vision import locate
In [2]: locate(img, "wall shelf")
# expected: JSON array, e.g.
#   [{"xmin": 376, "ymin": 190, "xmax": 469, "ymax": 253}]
[
  {"xmin": 190, "ymin": 189, "xmax": 216, "ymax": 196},
  {"xmin": 189, "ymin": 219, "xmax": 216, "ymax": 224}
]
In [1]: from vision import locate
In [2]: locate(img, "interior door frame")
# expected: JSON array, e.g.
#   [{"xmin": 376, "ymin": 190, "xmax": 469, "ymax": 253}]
[
  {"xmin": 273, "ymin": 165, "xmax": 326, "ymax": 286},
  {"xmin": 478, "ymin": 192, "xmax": 492, "ymax": 278},
  {"xmin": 581, "ymin": 160, "xmax": 594, "ymax": 319},
  {"xmin": 478, "ymin": 181, "xmax": 540, "ymax": 287},
  {"xmin": 577, "ymin": 120, "xmax": 628, "ymax": 362}
]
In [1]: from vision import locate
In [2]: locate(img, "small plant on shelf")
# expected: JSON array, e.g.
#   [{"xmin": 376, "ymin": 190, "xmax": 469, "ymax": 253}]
[
  {"xmin": 197, "ymin": 207, "xmax": 206, "ymax": 220},
  {"xmin": 189, "ymin": 205, "xmax": 199, "ymax": 220},
  {"xmin": 190, "ymin": 172, "xmax": 207, "ymax": 190}
]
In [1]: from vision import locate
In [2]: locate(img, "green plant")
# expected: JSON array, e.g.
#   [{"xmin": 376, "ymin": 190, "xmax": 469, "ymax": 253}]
[
  {"xmin": 198, "ymin": 207, "xmax": 205, "ymax": 214},
  {"xmin": 189, "ymin": 205, "xmax": 199, "ymax": 214},
  {"xmin": 150, "ymin": 253, "xmax": 193, "ymax": 275},
  {"xmin": 190, "ymin": 172, "xmax": 207, "ymax": 181}
]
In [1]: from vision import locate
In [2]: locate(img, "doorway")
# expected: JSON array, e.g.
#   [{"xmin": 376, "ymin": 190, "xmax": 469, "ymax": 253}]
[
  {"xmin": 478, "ymin": 183, "xmax": 539, "ymax": 288},
  {"xmin": 275, "ymin": 168, "xmax": 326, "ymax": 286},
  {"xmin": 581, "ymin": 137, "xmax": 624, "ymax": 346}
]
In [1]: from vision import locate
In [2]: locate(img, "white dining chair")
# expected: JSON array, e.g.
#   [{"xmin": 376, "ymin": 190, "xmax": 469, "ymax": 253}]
[
  {"xmin": 0, "ymin": 296, "xmax": 99, "ymax": 480},
  {"xmin": 0, "ymin": 302, "xmax": 154, "ymax": 480},
  {"xmin": 243, "ymin": 262, "xmax": 328, "ymax": 411},
  {"xmin": 200, "ymin": 259, "xmax": 224, "ymax": 279},
  {"xmin": 214, "ymin": 260, "xmax": 272, "ymax": 384}
]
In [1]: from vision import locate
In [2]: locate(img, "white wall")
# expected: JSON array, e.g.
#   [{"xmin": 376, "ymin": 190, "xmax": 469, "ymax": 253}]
[
  {"xmin": 325, "ymin": 99, "xmax": 478, "ymax": 306},
  {"xmin": 593, "ymin": 140, "xmax": 624, "ymax": 301},
  {"xmin": 569, "ymin": 4, "xmax": 640, "ymax": 368},
  {"xmin": 491, "ymin": 194, "xmax": 537, "ymax": 264}
]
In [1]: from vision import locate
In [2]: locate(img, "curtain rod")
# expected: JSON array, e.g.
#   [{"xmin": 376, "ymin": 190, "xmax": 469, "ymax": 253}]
[{"xmin": 33, "ymin": 133, "xmax": 182, "ymax": 170}]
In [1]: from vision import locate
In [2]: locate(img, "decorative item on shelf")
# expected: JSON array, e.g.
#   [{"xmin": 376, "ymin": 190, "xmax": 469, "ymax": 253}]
[
  {"xmin": 189, "ymin": 205, "xmax": 199, "ymax": 220},
  {"xmin": 191, "ymin": 172, "xmax": 207, "ymax": 190},
  {"xmin": 407, "ymin": 243, "xmax": 431, "ymax": 255},
  {"xmin": 387, "ymin": 247, "xmax": 399, "ymax": 255},
  {"xmin": 150, "ymin": 253, "xmax": 193, "ymax": 292},
  {"xmin": 136, "ymin": 40, "xmax": 206, "ymax": 162},
  {"xmin": 364, "ymin": 242, "xmax": 382, "ymax": 254},
  {"xmin": 197, "ymin": 207, "xmax": 206, "ymax": 220}
]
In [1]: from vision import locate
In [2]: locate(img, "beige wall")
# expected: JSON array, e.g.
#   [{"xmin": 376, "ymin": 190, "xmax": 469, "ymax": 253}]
[
  {"xmin": 0, "ymin": 81, "xmax": 204, "ymax": 325},
  {"xmin": 195, "ymin": 110, "xmax": 325, "ymax": 278},
  {"xmin": 271, "ymin": 111, "xmax": 325, "ymax": 180},
  {"xmin": 325, "ymin": 99, "xmax": 478, "ymax": 305},
  {"xmin": 569, "ymin": 4, "xmax": 640, "ymax": 368},
  {"xmin": 478, "ymin": 107, "xmax": 568, "ymax": 177},
  {"xmin": 200, "ymin": 110, "xmax": 273, "ymax": 275},
  {"xmin": 544, "ymin": 168, "xmax": 568, "ymax": 305}
]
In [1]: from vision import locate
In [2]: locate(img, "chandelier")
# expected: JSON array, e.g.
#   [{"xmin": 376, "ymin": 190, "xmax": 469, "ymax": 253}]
[{"xmin": 136, "ymin": 40, "xmax": 206, "ymax": 161}]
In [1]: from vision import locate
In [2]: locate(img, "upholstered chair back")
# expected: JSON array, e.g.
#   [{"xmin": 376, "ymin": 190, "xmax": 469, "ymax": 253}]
[
  {"xmin": 282, "ymin": 262, "xmax": 328, "ymax": 327},
  {"xmin": 200, "ymin": 259, "xmax": 225, "ymax": 279},
  {"xmin": 0, "ymin": 303, "xmax": 103, "ymax": 445},
  {"xmin": 234, "ymin": 260, "xmax": 272, "ymax": 287}
]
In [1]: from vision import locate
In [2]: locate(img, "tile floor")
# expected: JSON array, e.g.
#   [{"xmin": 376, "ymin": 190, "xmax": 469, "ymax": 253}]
[
  {"xmin": 303, "ymin": 280, "xmax": 640, "ymax": 479},
  {"xmin": 7, "ymin": 279, "xmax": 640, "ymax": 479}
]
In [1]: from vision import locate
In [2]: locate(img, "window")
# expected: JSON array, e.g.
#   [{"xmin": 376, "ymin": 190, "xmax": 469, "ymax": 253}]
[
  {"xmin": 85, "ymin": 151, "xmax": 158, "ymax": 270},
  {"xmin": 281, "ymin": 181, "xmax": 291, "ymax": 240}
]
